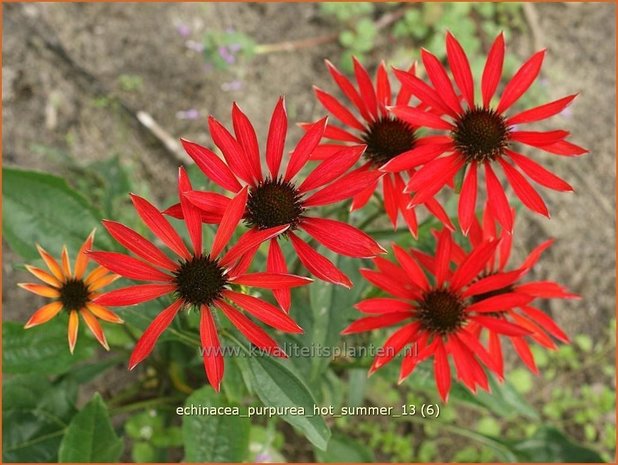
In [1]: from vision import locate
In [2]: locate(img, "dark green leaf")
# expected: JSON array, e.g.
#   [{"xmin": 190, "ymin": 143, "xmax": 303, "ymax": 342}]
[
  {"xmin": 314, "ymin": 434, "xmax": 375, "ymax": 462},
  {"xmin": 509, "ymin": 426, "xmax": 604, "ymax": 462}
]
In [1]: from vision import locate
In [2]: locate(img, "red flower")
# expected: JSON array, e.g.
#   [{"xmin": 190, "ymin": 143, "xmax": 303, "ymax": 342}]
[
  {"xmin": 167, "ymin": 99, "xmax": 385, "ymax": 311},
  {"xmin": 388, "ymin": 32, "xmax": 587, "ymax": 234},
  {"xmin": 309, "ymin": 58, "xmax": 454, "ymax": 235},
  {"xmin": 89, "ymin": 168, "xmax": 311, "ymax": 391},
  {"xmin": 343, "ymin": 229, "xmax": 538, "ymax": 402},
  {"xmin": 19, "ymin": 232, "xmax": 123, "ymax": 353}
]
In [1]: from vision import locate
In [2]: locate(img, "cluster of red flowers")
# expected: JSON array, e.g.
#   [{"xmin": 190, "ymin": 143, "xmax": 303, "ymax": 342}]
[{"xmin": 21, "ymin": 33, "xmax": 584, "ymax": 401}]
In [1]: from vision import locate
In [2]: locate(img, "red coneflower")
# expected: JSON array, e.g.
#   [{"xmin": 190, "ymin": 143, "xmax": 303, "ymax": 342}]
[
  {"xmin": 19, "ymin": 232, "xmax": 123, "ymax": 353},
  {"xmin": 342, "ymin": 229, "xmax": 537, "ymax": 402},
  {"xmin": 167, "ymin": 99, "xmax": 385, "ymax": 312},
  {"xmin": 309, "ymin": 58, "xmax": 454, "ymax": 235},
  {"xmin": 387, "ymin": 32, "xmax": 587, "ymax": 234},
  {"xmin": 89, "ymin": 168, "xmax": 311, "ymax": 391}
]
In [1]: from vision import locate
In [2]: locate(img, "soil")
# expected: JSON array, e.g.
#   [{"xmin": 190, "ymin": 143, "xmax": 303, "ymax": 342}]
[{"xmin": 2, "ymin": 2, "xmax": 615, "ymax": 461}]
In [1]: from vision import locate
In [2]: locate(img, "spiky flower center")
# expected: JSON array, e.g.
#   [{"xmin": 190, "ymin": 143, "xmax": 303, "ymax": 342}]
[
  {"xmin": 245, "ymin": 178, "xmax": 304, "ymax": 230},
  {"xmin": 59, "ymin": 279, "xmax": 91, "ymax": 311},
  {"xmin": 418, "ymin": 289, "xmax": 466, "ymax": 335},
  {"xmin": 453, "ymin": 107, "xmax": 510, "ymax": 162},
  {"xmin": 173, "ymin": 255, "xmax": 227, "ymax": 307},
  {"xmin": 362, "ymin": 117, "xmax": 417, "ymax": 166}
]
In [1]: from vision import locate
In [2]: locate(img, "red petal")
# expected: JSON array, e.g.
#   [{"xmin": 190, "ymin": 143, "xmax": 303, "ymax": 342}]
[
  {"xmin": 301, "ymin": 216, "xmax": 385, "ymax": 258},
  {"xmin": 511, "ymin": 336, "xmax": 538, "ymax": 374},
  {"xmin": 322, "ymin": 123, "xmax": 364, "ymax": 143},
  {"xmin": 200, "ymin": 305, "xmax": 224, "ymax": 391},
  {"xmin": 488, "ymin": 331, "xmax": 505, "ymax": 379},
  {"xmin": 232, "ymin": 102, "xmax": 262, "ymax": 182},
  {"xmin": 395, "ymin": 62, "xmax": 417, "ymax": 106},
  {"xmin": 208, "ymin": 115, "xmax": 254, "ymax": 184},
  {"xmin": 180, "ymin": 138, "xmax": 242, "ymax": 193},
  {"xmin": 471, "ymin": 315, "xmax": 531, "ymax": 337},
  {"xmin": 381, "ymin": 141, "xmax": 450, "ymax": 172},
  {"xmin": 455, "ymin": 329, "xmax": 501, "ymax": 375},
  {"xmin": 497, "ymin": 49, "xmax": 545, "ymax": 113},
  {"xmin": 314, "ymin": 86, "xmax": 365, "ymax": 131},
  {"xmin": 351, "ymin": 177, "xmax": 378, "ymax": 211},
  {"xmin": 521, "ymin": 305, "xmax": 569, "ymax": 342},
  {"xmin": 389, "ymin": 105, "xmax": 453, "ymax": 130},
  {"xmin": 536, "ymin": 139, "xmax": 588, "ymax": 156},
  {"xmin": 355, "ymin": 297, "xmax": 413, "ymax": 314},
  {"xmin": 467, "ymin": 292, "xmax": 533, "ymax": 312},
  {"xmin": 299, "ymin": 145, "xmax": 366, "ymax": 193},
  {"xmin": 325, "ymin": 59, "xmax": 372, "ymax": 122},
  {"xmin": 484, "ymin": 163, "xmax": 513, "ymax": 232},
  {"xmin": 178, "ymin": 167, "xmax": 203, "ymax": 253},
  {"xmin": 360, "ymin": 268, "xmax": 417, "ymax": 300},
  {"xmin": 285, "ymin": 117, "xmax": 327, "ymax": 181},
  {"xmin": 434, "ymin": 229, "xmax": 452, "ymax": 287},
  {"xmin": 376, "ymin": 61, "xmax": 392, "ymax": 110},
  {"xmin": 217, "ymin": 300, "xmax": 286, "ymax": 357},
  {"xmin": 434, "ymin": 340, "xmax": 452, "ymax": 402},
  {"xmin": 407, "ymin": 154, "xmax": 464, "ymax": 205},
  {"xmin": 353, "ymin": 57, "xmax": 378, "ymax": 120},
  {"xmin": 303, "ymin": 168, "xmax": 381, "ymax": 207},
  {"xmin": 370, "ymin": 322, "xmax": 420, "ymax": 372},
  {"xmin": 223, "ymin": 290, "xmax": 302, "ymax": 333},
  {"xmin": 446, "ymin": 31, "xmax": 475, "ymax": 108},
  {"xmin": 289, "ymin": 233, "xmax": 352, "ymax": 288},
  {"xmin": 450, "ymin": 239, "xmax": 499, "ymax": 290},
  {"xmin": 102, "ymin": 220, "xmax": 177, "ymax": 271},
  {"xmin": 510, "ymin": 129, "xmax": 569, "ymax": 147},
  {"xmin": 506, "ymin": 150, "xmax": 573, "ymax": 191},
  {"xmin": 182, "ymin": 192, "xmax": 229, "ymax": 220},
  {"xmin": 482, "ymin": 33, "xmax": 505, "ymax": 107},
  {"xmin": 267, "ymin": 239, "xmax": 291, "ymax": 312},
  {"xmin": 231, "ymin": 272, "xmax": 312, "ymax": 289},
  {"xmin": 266, "ymin": 97, "xmax": 287, "ymax": 178},
  {"xmin": 211, "ymin": 187, "xmax": 248, "ymax": 258},
  {"xmin": 392, "ymin": 244, "xmax": 429, "ymax": 291},
  {"xmin": 221, "ymin": 225, "xmax": 288, "ymax": 268},
  {"xmin": 88, "ymin": 251, "xmax": 172, "ymax": 282},
  {"xmin": 422, "ymin": 48, "xmax": 462, "ymax": 114},
  {"xmin": 94, "ymin": 284, "xmax": 175, "ymax": 306},
  {"xmin": 463, "ymin": 270, "xmax": 523, "ymax": 298},
  {"xmin": 129, "ymin": 299, "xmax": 182, "ymax": 369},
  {"xmin": 458, "ymin": 163, "xmax": 478, "ymax": 235},
  {"xmin": 341, "ymin": 313, "xmax": 411, "ymax": 334},
  {"xmin": 507, "ymin": 94, "xmax": 577, "ymax": 125},
  {"xmin": 498, "ymin": 158, "xmax": 549, "ymax": 217},
  {"xmin": 424, "ymin": 197, "xmax": 455, "ymax": 231},
  {"xmin": 382, "ymin": 174, "xmax": 399, "ymax": 227},
  {"xmin": 520, "ymin": 239, "xmax": 554, "ymax": 270},
  {"xmin": 514, "ymin": 281, "xmax": 579, "ymax": 299},
  {"xmin": 393, "ymin": 67, "xmax": 455, "ymax": 117},
  {"xmin": 131, "ymin": 194, "xmax": 190, "ymax": 259}
]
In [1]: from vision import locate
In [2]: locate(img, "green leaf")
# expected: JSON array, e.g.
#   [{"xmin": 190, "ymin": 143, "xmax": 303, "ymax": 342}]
[
  {"xmin": 182, "ymin": 386, "xmax": 250, "ymax": 462},
  {"xmin": 3, "ymin": 321, "xmax": 94, "ymax": 375},
  {"xmin": 314, "ymin": 434, "xmax": 375, "ymax": 462},
  {"xmin": 509, "ymin": 426, "xmax": 604, "ymax": 462},
  {"xmin": 2, "ymin": 167, "xmax": 112, "ymax": 260},
  {"xmin": 58, "ymin": 393, "xmax": 123, "ymax": 462},
  {"xmin": 247, "ymin": 354, "xmax": 331, "ymax": 450},
  {"xmin": 3, "ymin": 375, "xmax": 77, "ymax": 462}
]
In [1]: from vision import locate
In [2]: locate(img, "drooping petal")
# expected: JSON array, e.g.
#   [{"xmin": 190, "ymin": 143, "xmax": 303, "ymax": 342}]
[
  {"xmin": 325, "ymin": 59, "xmax": 372, "ymax": 121},
  {"xmin": 87, "ymin": 251, "xmax": 172, "ymax": 282},
  {"xmin": 355, "ymin": 297, "xmax": 414, "ymax": 314},
  {"xmin": 511, "ymin": 336, "xmax": 538, "ymax": 374},
  {"xmin": 24, "ymin": 301, "xmax": 63, "ymax": 328},
  {"xmin": 463, "ymin": 270, "xmax": 523, "ymax": 298},
  {"xmin": 68, "ymin": 310, "xmax": 79, "ymax": 354},
  {"xmin": 223, "ymin": 290, "xmax": 302, "ymax": 333},
  {"xmin": 131, "ymin": 194, "xmax": 190, "ymax": 259},
  {"xmin": 389, "ymin": 105, "xmax": 453, "ymax": 130},
  {"xmin": 298, "ymin": 145, "xmax": 366, "ymax": 193},
  {"xmin": 180, "ymin": 138, "xmax": 242, "ymax": 193},
  {"xmin": 506, "ymin": 150, "xmax": 573, "ymax": 191},
  {"xmin": 25, "ymin": 265, "xmax": 62, "ymax": 288},
  {"xmin": 81, "ymin": 308, "xmax": 109, "ymax": 350},
  {"xmin": 457, "ymin": 164, "xmax": 478, "ymax": 236},
  {"xmin": 370, "ymin": 322, "xmax": 420, "ymax": 373},
  {"xmin": 422, "ymin": 48, "xmax": 463, "ymax": 114},
  {"xmin": 303, "ymin": 168, "xmax": 381, "ymax": 207},
  {"xmin": 220, "ymin": 225, "xmax": 288, "ymax": 268},
  {"xmin": 521, "ymin": 305, "xmax": 569, "ymax": 342},
  {"xmin": 497, "ymin": 49, "xmax": 545, "ymax": 113},
  {"xmin": 211, "ymin": 187, "xmax": 249, "ymax": 259},
  {"xmin": 434, "ymin": 229, "xmax": 452, "ymax": 287},
  {"xmin": 399, "ymin": 334, "xmax": 433, "ymax": 383},
  {"xmin": 36, "ymin": 244, "xmax": 65, "ymax": 281},
  {"xmin": 289, "ymin": 233, "xmax": 352, "ymax": 288},
  {"xmin": 75, "ymin": 230, "xmax": 95, "ymax": 279},
  {"xmin": 86, "ymin": 303, "xmax": 124, "ymax": 323},
  {"xmin": 434, "ymin": 340, "xmax": 452, "ymax": 402},
  {"xmin": 267, "ymin": 239, "xmax": 291, "ymax": 312},
  {"xmin": 178, "ymin": 167, "xmax": 203, "ymax": 254},
  {"xmin": 94, "ymin": 284, "xmax": 175, "ymax": 306},
  {"xmin": 481, "ymin": 32, "xmax": 505, "ymax": 108},
  {"xmin": 285, "ymin": 117, "xmax": 327, "ymax": 181},
  {"xmin": 266, "ymin": 97, "xmax": 287, "ymax": 179},
  {"xmin": 200, "ymin": 305, "xmax": 224, "ymax": 392},
  {"xmin": 301, "ymin": 217, "xmax": 385, "ymax": 258},
  {"xmin": 455, "ymin": 329, "xmax": 501, "ymax": 375},
  {"xmin": 382, "ymin": 174, "xmax": 399, "ymax": 227},
  {"xmin": 484, "ymin": 162, "xmax": 513, "ymax": 232},
  {"xmin": 514, "ymin": 281, "xmax": 579, "ymax": 299},
  {"xmin": 129, "ymin": 299, "xmax": 183, "ymax": 369},
  {"xmin": 208, "ymin": 115, "xmax": 254, "ymax": 184},
  {"xmin": 341, "ymin": 312, "xmax": 411, "ymax": 334},
  {"xmin": 230, "ymin": 272, "xmax": 312, "ymax": 289},
  {"xmin": 498, "ymin": 158, "xmax": 549, "ymax": 217},
  {"xmin": 507, "ymin": 94, "xmax": 577, "ymax": 125},
  {"xmin": 467, "ymin": 293, "xmax": 534, "ymax": 312},
  {"xmin": 232, "ymin": 102, "xmax": 262, "ymax": 182},
  {"xmin": 446, "ymin": 31, "xmax": 475, "ymax": 108},
  {"xmin": 18, "ymin": 283, "xmax": 60, "ymax": 298},
  {"xmin": 535, "ymin": 139, "xmax": 588, "ymax": 156},
  {"xmin": 314, "ymin": 86, "xmax": 365, "ymax": 131},
  {"xmin": 471, "ymin": 315, "xmax": 531, "ymax": 337}
]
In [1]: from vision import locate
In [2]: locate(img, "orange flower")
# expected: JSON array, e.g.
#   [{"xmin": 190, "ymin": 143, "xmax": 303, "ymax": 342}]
[{"xmin": 19, "ymin": 231, "xmax": 123, "ymax": 353}]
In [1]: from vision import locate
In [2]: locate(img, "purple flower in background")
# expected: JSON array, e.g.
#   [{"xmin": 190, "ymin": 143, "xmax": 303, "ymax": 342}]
[
  {"xmin": 218, "ymin": 46, "xmax": 236, "ymax": 65},
  {"xmin": 185, "ymin": 40, "xmax": 204, "ymax": 53},
  {"xmin": 221, "ymin": 80, "xmax": 243, "ymax": 92},
  {"xmin": 176, "ymin": 23, "xmax": 191, "ymax": 38},
  {"xmin": 176, "ymin": 109, "xmax": 202, "ymax": 120}
]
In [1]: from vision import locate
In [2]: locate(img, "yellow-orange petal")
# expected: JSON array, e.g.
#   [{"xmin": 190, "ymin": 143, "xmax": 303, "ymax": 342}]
[
  {"xmin": 85, "ymin": 266, "xmax": 109, "ymax": 285},
  {"xmin": 24, "ymin": 301, "xmax": 64, "ymax": 328},
  {"xmin": 18, "ymin": 283, "xmax": 60, "ymax": 298},
  {"xmin": 86, "ymin": 303, "xmax": 124, "ymax": 324},
  {"xmin": 81, "ymin": 308, "xmax": 109, "ymax": 351},
  {"xmin": 88, "ymin": 273, "xmax": 120, "ymax": 291},
  {"xmin": 75, "ymin": 230, "xmax": 95, "ymax": 279},
  {"xmin": 36, "ymin": 244, "xmax": 65, "ymax": 281},
  {"xmin": 68, "ymin": 310, "xmax": 79, "ymax": 354},
  {"xmin": 25, "ymin": 265, "xmax": 62, "ymax": 288},
  {"xmin": 61, "ymin": 246, "xmax": 72, "ymax": 277}
]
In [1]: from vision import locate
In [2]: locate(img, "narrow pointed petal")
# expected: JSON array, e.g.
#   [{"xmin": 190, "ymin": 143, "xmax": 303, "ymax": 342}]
[
  {"xmin": 325, "ymin": 59, "xmax": 372, "ymax": 121},
  {"xmin": 497, "ymin": 49, "xmax": 545, "ymax": 113},
  {"xmin": 87, "ymin": 251, "xmax": 172, "ymax": 282},
  {"xmin": 75, "ymin": 230, "xmax": 95, "ymax": 279},
  {"xmin": 129, "ymin": 299, "xmax": 182, "ymax": 369},
  {"xmin": 455, "ymin": 329, "xmax": 501, "ymax": 375},
  {"xmin": 521, "ymin": 306, "xmax": 569, "ymax": 342},
  {"xmin": 266, "ymin": 97, "xmax": 287, "ymax": 178},
  {"xmin": 232, "ymin": 102, "xmax": 262, "ymax": 181},
  {"xmin": 68, "ymin": 310, "xmax": 79, "ymax": 354},
  {"xmin": 36, "ymin": 244, "xmax": 65, "ymax": 281},
  {"xmin": 458, "ymin": 163, "xmax": 478, "ymax": 235},
  {"xmin": 521, "ymin": 239, "xmax": 554, "ymax": 270},
  {"xmin": 382, "ymin": 174, "xmax": 399, "ymax": 227},
  {"xmin": 389, "ymin": 106, "xmax": 453, "ymax": 130},
  {"xmin": 60, "ymin": 246, "xmax": 71, "ymax": 277},
  {"xmin": 376, "ymin": 61, "xmax": 392, "ymax": 110},
  {"xmin": 446, "ymin": 31, "xmax": 475, "ymax": 108},
  {"xmin": 231, "ymin": 272, "xmax": 312, "ymax": 289},
  {"xmin": 407, "ymin": 154, "xmax": 465, "ymax": 206},
  {"xmin": 94, "ymin": 284, "xmax": 175, "ymax": 306},
  {"xmin": 355, "ymin": 297, "xmax": 413, "ymax": 314},
  {"xmin": 393, "ymin": 67, "xmax": 455, "ymax": 117},
  {"xmin": 25, "ymin": 301, "xmax": 63, "ymax": 328},
  {"xmin": 303, "ymin": 169, "xmax": 381, "ymax": 207},
  {"xmin": 488, "ymin": 331, "xmax": 505, "ymax": 379},
  {"xmin": 467, "ymin": 292, "xmax": 534, "ymax": 312},
  {"xmin": 299, "ymin": 145, "xmax": 366, "ymax": 193},
  {"xmin": 314, "ymin": 86, "xmax": 365, "ymax": 131},
  {"xmin": 360, "ymin": 269, "xmax": 417, "ymax": 300},
  {"xmin": 223, "ymin": 290, "xmax": 302, "ymax": 333},
  {"xmin": 88, "ymin": 273, "xmax": 120, "ymax": 291},
  {"xmin": 200, "ymin": 305, "xmax": 224, "ymax": 391},
  {"xmin": 507, "ymin": 94, "xmax": 577, "ymax": 125},
  {"xmin": 353, "ymin": 56, "xmax": 378, "ymax": 120},
  {"xmin": 131, "ymin": 194, "xmax": 190, "ymax": 259},
  {"xmin": 463, "ymin": 270, "xmax": 523, "ymax": 298},
  {"xmin": 350, "ymin": 177, "xmax": 378, "ymax": 211},
  {"xmin": 81, "ymin": 308, "xmax": 109, "ymax": 350},
  {"xmin": 381, "ymin": 142, "xmax": 450, "ymax": 172},
  {"xmin": 217, "ymin": 300, "xmax": 286, "ymax": 357},
  {"xmin": 472, "ymin": 316, "xmax": 531, "ymax": 337},
  {"xmin": 180, "ymin": 138, "xmax": 242, "ymax": 192},
  {"xmin": 482, "ymin": 33, "xmax": 505, "ymax": 107},
  {"xmin": 86, "ymin": 303, "xmax": 124, "ymax": 323},
  {"xmin": 302, "ymin": 217, "xmax": 385, "ymax": 258},
  {"xmin": 208, "ymin": 115, "xmax": 254, "ymax": 184},
  {"xmin": 498, "ymin": 158, "xmax": 549, "ymax": 217},
  {"xmin": 85, "ymin": 266, "xmax": 109, "ymax": 285},
  {"xmin": 267, "ymin": 239, "xmax": 291, "ymax": 312},
  {"xmin": 371, "ymin": 323, "xmax": 420, "ymax": 372},
  {"xmin": 285, "ymin": 117, "xmax": 327, "ymax": 181},
  {"xmin": 511, "ymin": 336, "xmax": 538, "ymax": 374},
  {"xmin": 536, "ymin": 139, "xmax": 588, "ymax": 156},
  {"xmin": 211, "ymin": 187, "xmax": 249, "ymax": 259},
  {"xmin": 506, "ymin": 150, "xmax": 573, "ymax": 191},
  {"xmin": 399, "ymin": 335, "xmax": 433, "ymax": 383},
  {"xmin": 392, "ymin": 244, "xmax": 430, "ymax": 291},
  {"xmin": 289, "ymin": 233, "xmax": 352, "ymax": 288},
  {"xmin": 510, "ymin": 130, "xmax": 569, "ymax": 147},
  {"xmin": 341, "ymin": 313, "xmax": 411, "ymax": 334},
  {"xmin": 322, "ymin": 123, "xmax": 364, "ymax": 143},
  {"xmin": 514, "ymin": 281, "xmax": 579, "ymax": 299},
  {"xmin": 484, "ymin": 163, "xmax": 513, "ymax": 232},
  {"xmin": 221, "ymin": 225, "xmax": 288, "ymax": 268},
  {"xmin": 395, "ymin": 62, "xmax": 417, "ymax": 106},
  {"xmin": 18, "ymin": 283, "xmax": 60, "ymax": 298},
  {"xmin": 434, "ymin": 229, "xmax": 452, "ymax": 287},
  {"xmin": 178, "ymin": 167, "xmax": 203, "ymax": 253},
  {"xmin": 25, "ymin": 265, "xmax": 62, "ymax": 288},
  {"xmin": 434, "ymin": 340, "xmax": 451, "ymax": 402},
  {"xmin": 450, "ymin": 239, "xmax": 499, "ymax": 290},
  {"xmin": 422, "ymin": 48, "xmax": 463, "ymax": 114}
]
